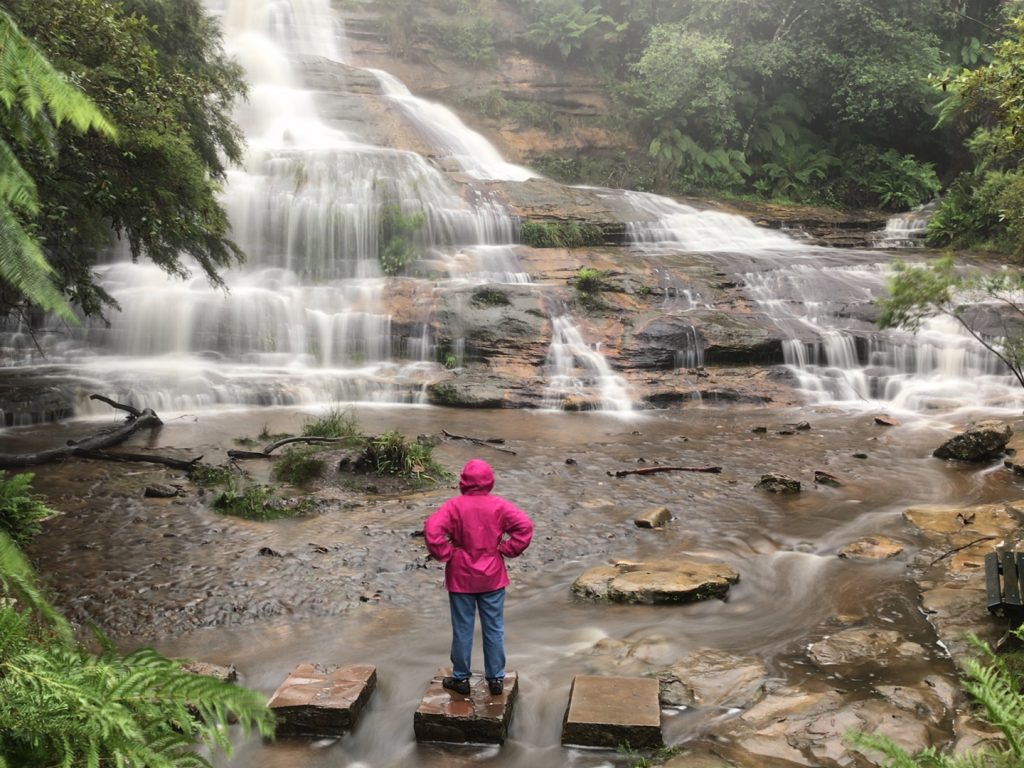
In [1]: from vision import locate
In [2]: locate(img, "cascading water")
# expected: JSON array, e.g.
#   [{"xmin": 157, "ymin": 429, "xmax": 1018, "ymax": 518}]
[
  {"xmin": 873, "ymin": 201, "xmax": 937, "ymax": 248},
  {"xmin": 0, "ymin": 0, "xmax": 633, "ymax": 416},
  {"xmin": 619, "ymin": 190, "xmax": 1024, "ymax": 415}
]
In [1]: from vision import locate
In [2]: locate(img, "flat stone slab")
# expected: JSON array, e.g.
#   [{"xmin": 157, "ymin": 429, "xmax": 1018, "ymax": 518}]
[
  {"xmin": 414, "ymin": 669, "xmax": 518, "ymax": 744},
  {"xmin": 267, "ymin": 663, "xmax": 376, "ymax": 738},
  {"xmin": 561, "ymin": 675, "xmax": 663, "ymax": 749},
  {"xmin": 572, "ymin": 558, "xmax": 739, "ymax": 603}
]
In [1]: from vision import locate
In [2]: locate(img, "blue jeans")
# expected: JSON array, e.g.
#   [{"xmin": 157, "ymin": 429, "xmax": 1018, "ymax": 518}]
[{"xmin": 448, "ymin": 588, "xmax": 505, "ymax": 681}]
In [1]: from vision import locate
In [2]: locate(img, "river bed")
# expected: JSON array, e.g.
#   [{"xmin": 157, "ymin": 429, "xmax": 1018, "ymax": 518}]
[{"xmin": 8, "ymin": 401, "xmax": 1021, "ymax": 766}]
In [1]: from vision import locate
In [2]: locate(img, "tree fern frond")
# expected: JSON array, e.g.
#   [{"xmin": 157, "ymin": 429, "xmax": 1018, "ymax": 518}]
[
  {"xmin": 0, "ymin": 10, "xmax": 116, "ymax": 138},
  {"xmin": 0, "ymin": 532, "xmax": 69, "ymax": 637},
  {"xmin": 0, "ymin": 205, "xmax": 74, "ymax": 319}
]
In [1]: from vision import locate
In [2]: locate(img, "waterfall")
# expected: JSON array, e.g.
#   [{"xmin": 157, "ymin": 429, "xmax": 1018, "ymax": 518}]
[
  {"xmin": 0, "ymin": 0, "xmax": 629, "ymax": 417},
  {"xmin": 872, "ymin": 201, "xmax": 937, "ymax": 248}
]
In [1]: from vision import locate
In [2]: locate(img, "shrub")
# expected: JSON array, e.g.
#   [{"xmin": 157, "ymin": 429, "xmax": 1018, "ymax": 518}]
[
  {"xmin": 926, "ymin": 170, "xmax": 1024, "ymax": 253},
  {"xmin": 574, "ymin": 266, "xmax": 608, "ymax": 294},
  {"xmin": 188, "ymin": 463, "xmax": 236, "ymax": 487},
  {"xmin": 379, "ymin": 204, "xmax": 425, "ymax": 275},
  {"xmin": 363, "ymin": 431, "xmax": 448, "ymax": 480},
  {"xmin": 272, "ymin": 447, "xmax": 326, "ymax": 485},
  {"xmin": 303, "ymin": 405, "xmax": 360, "ymax": 439},
  {"xmin": 0, "ymin": 532, "xmax": 275, "ymax": 767},
  {"xmin": 0, "ymin": 472, "xmax": 54, "ymax": 547},
  {"xmin": 520, "ymin": 220, "xmax": 604, "ymax": 248},
  {"xmin": 429, "ymin": 17, "xmax": 495, "ymax": 65},
  {"xmin": 212, "ymin": 484, "xmax": 309, "ymax": 520}
]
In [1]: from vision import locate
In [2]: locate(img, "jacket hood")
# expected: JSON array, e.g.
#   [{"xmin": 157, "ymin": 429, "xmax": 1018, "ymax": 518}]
[{"xmin": 458, "ymin": 459, "xmax": 494, "ymax": 495}]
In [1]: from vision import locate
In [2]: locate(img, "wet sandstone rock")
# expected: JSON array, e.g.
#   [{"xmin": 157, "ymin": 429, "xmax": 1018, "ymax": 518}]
[
  {"xmin": 807, "ymin": 628, "xmax": 927, "ymax": 669},
  {"xmin": 657, "ymin": 649, "xmax": 768, "ymax": 709},
  {"xmin": 634, "ymin": 506, "xmax": 671, "ymax": 528},
  {"xmin": 572, "ymin": 559, "xmax": 739, "ymax": 603},
  {"xmin": 561, "ymin": 674, "xmax": 663, "ymax": 749},
  {"xmin": 837, "ymin": 535, "xmax": 904, "ymax": 560},
  {"xmin": 414, "ymin": 669, "xmax": 518, "ymax": 744},
  {"xmin": 267, "ymin": 663, "xmax": 377, "ymax": 738},
  {"xmin": 755, "ymin": 473, "xmax": 801, "ymax": 493},
  {"xmin": 933, "ymin": 420, "xmax": 1012, "ymax": 462}
]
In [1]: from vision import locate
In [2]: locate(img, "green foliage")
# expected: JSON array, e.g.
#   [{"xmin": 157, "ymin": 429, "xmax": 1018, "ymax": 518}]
[
  {"xmin": 574, "ymin": 266, "xmax": 607, "ymax": 294},
  {"xmin": 759, "ymin": 144, "xmax": 835, "ymax": 200},
  {"xmin": 429, "ymin": 16, "xmax": 496, "ymax": 65},
  {"xmin": 272, "ymin": 447, "xmax": 326, "ymax": 486},
  {"xmin": 848, "ymin": 630, "xmax": 1024, "ymax": 766},
  {"xmin": 212, "ymin": 484, "xmax": 309, "ymax": 520},
  {"xmin": 650, "ymin": 129, "xmax": 751, "ymax": 192},
  {"xmin": 187, "ymin": 463, "xmax": 236, "ymax": 487},
  {"xmin": 3, "ymin": 0, "xmax": 246, "ymax": 318},
  {"xmin": 928, "ymin": 170, "xmax": 1024, "ymax": 256},
  {"xmin": 877, "ymin": 254, "xmax": 1024, "ymax": 390},
  {"xmin": 379, "ymin": 204, "xmax": 425, "ymax": 275},
  {"xmin": 0, "ymin": 9, "xmax": 114, "ymax": 319},
  {"xmin": 866, "ymin": 150, "xmax": 941, "ymax": 211},
  {"xmin": 302, "ymin": 405, "xmax": 361, "ymax": 439},
  {"xmin": 520, "ymin": 220, "xmax": 603, "ymax": 248},
  {"xmin": 519, "ymin": 0, "xmax": 615, "ymax": 62},
  {"xmin": 0, "ymin": 530, "xmax": 275, "ymax": 767},
  {"xmin": 363, "ymin": 431, "xmax": 448, "ymax": 480},
  {"xmin": 0, "ymin": 472, "xmax": 54, "ymax": 547},
  {"xmin": 471, "ymin": 287, "xmax": 511, "ymax": 306},
  {"xmin": 465, "ymin": 90, "xmax": 555, "ymax": 127}
]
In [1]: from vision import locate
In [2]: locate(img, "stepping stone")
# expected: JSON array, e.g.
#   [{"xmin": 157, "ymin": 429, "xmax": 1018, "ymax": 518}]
[
  {"xmin": 414, "ymin": 669, "xmax": 518, "ymax": 744},
  {"xmin": 267, "ymin": 663, "xmax": 376, "ymax": 737},
  {"xmin": 561, "ymin": 674, "xmax": 662, "ymax": 749}
]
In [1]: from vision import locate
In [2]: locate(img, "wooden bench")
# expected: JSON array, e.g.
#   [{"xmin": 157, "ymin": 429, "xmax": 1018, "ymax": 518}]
[{"xmin": 985, "ymin": 550, "xmax": 1024, "ymax": 623}]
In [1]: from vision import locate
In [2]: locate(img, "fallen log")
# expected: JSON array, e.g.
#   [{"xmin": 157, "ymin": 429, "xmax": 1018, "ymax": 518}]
[
  {"xmin": 0, "ymin": 396, "xmax": 196, "ymax": 470},
  {"xmin": 608, "ymin": 465, "xmax": 722, "ymax": 478},
  {"xmin": 442, "ymin": 429, "xmax": 517, "ymax": 455},
  {"xmin": 73, "ymin": 449, "xmax": 203, "ymax": 471},
  {"xmin": 227, "ymin": 436, "xmax": 348, "ymax": 459}
]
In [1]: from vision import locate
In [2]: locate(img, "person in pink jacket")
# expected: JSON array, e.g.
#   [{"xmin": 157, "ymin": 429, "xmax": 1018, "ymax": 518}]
[{"xmin": 424, "ymin": 458, "xmax": 534, "ymax": 696}]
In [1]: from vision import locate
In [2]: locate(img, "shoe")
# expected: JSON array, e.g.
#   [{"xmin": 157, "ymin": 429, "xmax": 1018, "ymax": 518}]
[
  {"xmin": 487, "ymin": 678, "xmax": 504, "ymax": 695},
  {"xmin": 442, "ymin": 676, "xmax": 470, "ymax": 695}
]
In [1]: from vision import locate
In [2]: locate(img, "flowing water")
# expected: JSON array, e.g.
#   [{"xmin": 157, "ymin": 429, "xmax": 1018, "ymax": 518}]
[{"xmin": 5, "ymin": 1, "xmax": 1024, "ymax": 765}]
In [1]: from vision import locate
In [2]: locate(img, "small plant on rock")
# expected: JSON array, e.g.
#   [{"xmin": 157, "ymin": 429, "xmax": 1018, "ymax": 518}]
[
  {"xmin": 363, "ymin": 431, "xmax": 449, "ymax": 480},
  {"xmin": 303, "ymin": 405, "xmax": 361, "ymax": 440},
  {"xmin": 212, "ymin": 484, "xmax": 309, "ymax": 521},
  {"xmin": 272, "ymin": 447, "xmax": 326, "ymax": 485}
]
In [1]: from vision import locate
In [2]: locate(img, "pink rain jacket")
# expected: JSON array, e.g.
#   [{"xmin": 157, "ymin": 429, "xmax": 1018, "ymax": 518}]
[{"xmin": 424, "ymin": 459, "xmax": 534, "ymax": 593}]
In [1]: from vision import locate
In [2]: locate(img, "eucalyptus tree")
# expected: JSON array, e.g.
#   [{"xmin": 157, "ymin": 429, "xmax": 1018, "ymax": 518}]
[{"xmin": 1, "ymin": 0, "xmax": 246, "ymax": 319}]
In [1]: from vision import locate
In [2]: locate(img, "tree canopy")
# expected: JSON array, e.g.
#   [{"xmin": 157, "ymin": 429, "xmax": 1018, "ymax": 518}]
[
  {"xmin": 0, "ymin": 9, "xmax": 114, "ymax": 320},
  {"xmin": 0, "ymin": 0, "xmax": 246, "ymax": 319}
]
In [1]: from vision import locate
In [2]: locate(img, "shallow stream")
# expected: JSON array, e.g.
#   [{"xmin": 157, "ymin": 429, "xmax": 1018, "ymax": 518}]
[{"xmin": 10, "ymin": 402, "xmax": 1022, "ymax": 767}]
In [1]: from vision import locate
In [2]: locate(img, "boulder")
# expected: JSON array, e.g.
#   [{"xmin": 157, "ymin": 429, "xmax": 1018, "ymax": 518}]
[
  {"xmin": 572, "ymin": 559, "xmax": 739, "ymax": 604},
  {"xmin": 933, "ymin": 421, "xmax": 1012, "ymax": 462},
  {"xmin": 813, "ymin": 470, "xmax": 842, "ymax": 487},
  {"xmin": 756, "ymin": 473, "xmax": 801, "ymax": 493}
]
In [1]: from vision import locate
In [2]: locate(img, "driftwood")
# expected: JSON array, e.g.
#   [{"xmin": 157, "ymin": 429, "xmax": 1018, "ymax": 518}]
[
  {"xmin": 72, "ymin": 449, "xmax": 203, "ymax": 471},
  {"xmin": 608, "ymin": 465, "xmax": 723, "ymax": 478},
  {"xmin": 227, "ymin": 436, "xmax": 348, "ymax": 459},
  {"xmin": 928, "ymin": 535, "xmax": 998, "ymax": 566},
  {"xmin": 441, "ymin": 429, "xmax": 517, "ymax": 455},
  {"xmin": 0, "ymin": 395, "xmax": 200, "ymax": 470}
]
